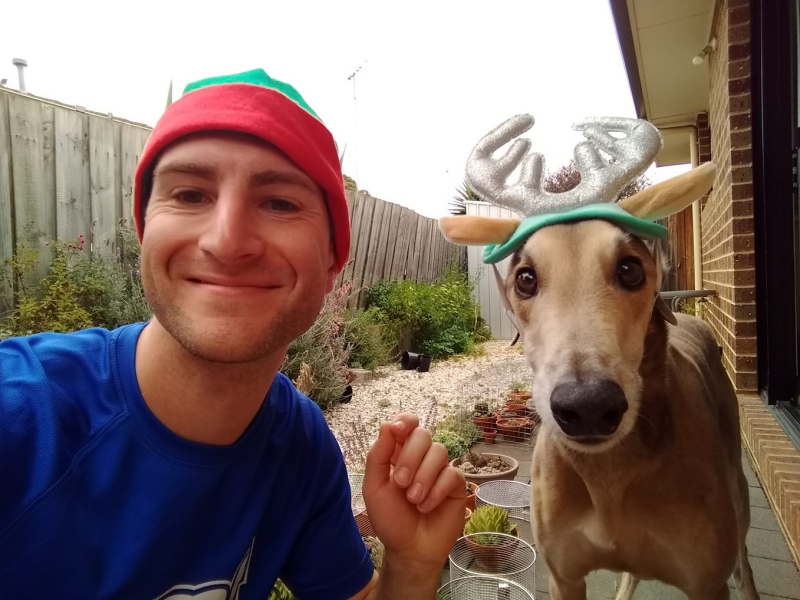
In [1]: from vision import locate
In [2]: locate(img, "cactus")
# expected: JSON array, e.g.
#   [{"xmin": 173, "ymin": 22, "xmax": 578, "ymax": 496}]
[
  {"xmin": 473, "ymin": 401, "xmax": 490, "ymax": 416},
  {"xmin": 464, "ymin": 505, "xmax": 516, "ymax": 545}
]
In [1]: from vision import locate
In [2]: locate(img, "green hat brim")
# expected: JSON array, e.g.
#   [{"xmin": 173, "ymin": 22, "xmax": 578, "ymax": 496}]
[{"xmin": 481, "ymin": 203, "xmax": 668, "ymax": 264}]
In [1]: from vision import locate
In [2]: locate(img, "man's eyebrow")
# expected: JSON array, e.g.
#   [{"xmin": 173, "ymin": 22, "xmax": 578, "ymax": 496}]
[
  {"xmin": 153, "ymin": 161, "xmax": 218, "ymax": 180},
  {"xmin": 249, "ymin": 170, "xmax": 319, "ymax": 193}
]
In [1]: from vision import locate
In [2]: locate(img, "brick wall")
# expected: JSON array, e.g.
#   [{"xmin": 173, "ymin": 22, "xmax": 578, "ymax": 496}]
[
  {"xmin": 701, "ymin": 0, "xmax": 757, "ymax": 392},
  {"xmin": 740, "ymin": 395, "xmax": 800, "ymax": 567}
]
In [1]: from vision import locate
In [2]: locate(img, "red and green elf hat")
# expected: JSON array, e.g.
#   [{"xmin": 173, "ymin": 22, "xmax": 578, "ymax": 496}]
[{"xmin": 133, "ymin": 68, "xmax": 350, "ymax": 271}]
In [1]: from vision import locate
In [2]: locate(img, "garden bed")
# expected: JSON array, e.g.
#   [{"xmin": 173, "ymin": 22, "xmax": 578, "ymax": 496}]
[{"xmin": 326, "ymin": 340, "xmax": 534, "ymax": 470}]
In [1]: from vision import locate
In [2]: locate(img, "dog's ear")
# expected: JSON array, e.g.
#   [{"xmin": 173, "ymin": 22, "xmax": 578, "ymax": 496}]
[
  {"xmin": 618, "ymin": 162, "xmax": 716, "ymax": 221},
  {"xmin": 439, "ymin": 215, "xmax": 521, "ymax": 246}
]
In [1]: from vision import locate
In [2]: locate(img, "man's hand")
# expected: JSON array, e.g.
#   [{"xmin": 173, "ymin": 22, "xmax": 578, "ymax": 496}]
[{"xmin": 361, "ymin": 413, "xmax": 466, "ymax": 585}]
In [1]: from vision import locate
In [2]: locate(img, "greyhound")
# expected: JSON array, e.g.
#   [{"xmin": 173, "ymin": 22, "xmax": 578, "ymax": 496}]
[{"xmin": 440, "ymin": 115, "xmax": 760, "ymax": 600}]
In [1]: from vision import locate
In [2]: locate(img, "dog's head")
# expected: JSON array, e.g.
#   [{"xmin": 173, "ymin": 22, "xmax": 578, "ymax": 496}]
[
  {"xmin": 439, "ymin": 114, "xmax": 717, "ymax": 453},
  {"xmin": 505, "ymin": 220, "xmax": 667, "ymax": 451}
]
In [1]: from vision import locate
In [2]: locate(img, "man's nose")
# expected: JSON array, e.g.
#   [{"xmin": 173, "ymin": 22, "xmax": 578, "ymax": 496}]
[{"xmin": 197, "ymin": 194, "xmax": 265, "ymax": 263}]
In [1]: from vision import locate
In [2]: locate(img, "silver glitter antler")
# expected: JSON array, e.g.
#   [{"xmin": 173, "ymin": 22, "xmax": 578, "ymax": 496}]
[{"xmin": 465, "ymin": 114, "xmax": 663, "ymax": 217}]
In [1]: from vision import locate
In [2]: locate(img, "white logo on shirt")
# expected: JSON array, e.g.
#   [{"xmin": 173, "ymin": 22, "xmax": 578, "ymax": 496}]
[{"xmin": 153, "ymin": 538, "xmax": 253, "ymax": 600}]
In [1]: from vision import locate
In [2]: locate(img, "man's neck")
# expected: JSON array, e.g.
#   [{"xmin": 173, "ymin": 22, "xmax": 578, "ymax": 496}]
[{"xmin": 134, "ymin": 319, "xmax": 286, "ymax": 446}]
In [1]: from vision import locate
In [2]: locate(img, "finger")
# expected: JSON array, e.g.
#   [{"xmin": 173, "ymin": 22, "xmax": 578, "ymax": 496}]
[
  {"xmin": 391, "ymin": 427, "xmax": 433, "ymax": 489},
  {"xmin": 363, "ymin": 422, "xmax": 399, "ymax": 496},
  {"xmin": 404, "ymin": 442, "xmax": 450, "ymax": 505},
  {"xmin": 418, "ymin": 466, "xmax": 467, "ymax": 514},
  {"xmin": 390, "ymin": 413, "xmax": 419, "ymax": 443}
]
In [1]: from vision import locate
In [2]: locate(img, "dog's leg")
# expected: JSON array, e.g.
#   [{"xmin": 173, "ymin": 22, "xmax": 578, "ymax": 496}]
[
  {"xmin": 614, "ymin": 572, "xmax": 639, "ymax": 600},
  {"xmin": 732, "ymin": 471, "xmax": 760, "ymax": 599},
  {"xmin": 549, "ymin": 574, "xmax": 587, "ymax": 600},
  {"xmin": 733, "ymin": 543, "xmax": 759, "ymax": 600},
  {"xmin": 687, "ymin": 583, "xmax": 731, "ymax": 600}
]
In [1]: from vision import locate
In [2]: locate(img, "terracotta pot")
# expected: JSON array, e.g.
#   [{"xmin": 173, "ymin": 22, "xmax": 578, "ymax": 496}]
[
  {"xmin": 482, "ymin": 428, "xmax": 497, "ymax": 444},
  {"xmin": 508, "ymin": 391, "xmax": 532, "ymax": 404},
  {"xmin": 496, "ymin": 417, "xmax": 532, "ymax": 442},
  {"xmin": 503, "ymin": 403, "xmax": 528, "ymax": 416},
  {"xmin": 451, "ymin": 453, "xmax": 520, "ymax": 484},
  {"xmin": 464, "ymin": 507, "xmax": 472, "ymax": 525},
  {"xmin": 465, "ymin": 482, "xmax": 478, "ymax": 511},
  {"xmin": 464, "ymin": 528, "xmax": 520, "ymax": 571},
  {"xmin": 472, "ymin": 413, "xmax": 497, "ymax": 428}
]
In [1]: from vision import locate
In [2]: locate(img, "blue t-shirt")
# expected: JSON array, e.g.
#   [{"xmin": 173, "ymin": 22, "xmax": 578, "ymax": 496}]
[{"xmin": 0, "ymin": 322, "xmax": 374, "ymax": 599}]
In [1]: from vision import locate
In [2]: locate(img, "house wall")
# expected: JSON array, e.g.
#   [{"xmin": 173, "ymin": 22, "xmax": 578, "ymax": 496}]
[
  {"xmin": 703, "ymin": 0, "xmax": 800, "ymax": 566},
  {"xmin": 702, "ymin": 0, "xmax": 757, "ymax": 393}
]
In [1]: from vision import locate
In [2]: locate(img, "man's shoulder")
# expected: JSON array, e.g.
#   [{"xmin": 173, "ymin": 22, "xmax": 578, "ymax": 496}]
[
  {"xmin": 267, "ymin": 372, "xmax": 332, "ymax": 441},
  {"xmin": 0, "ymin": 325, "xmax": 143, "ymax": 530}
]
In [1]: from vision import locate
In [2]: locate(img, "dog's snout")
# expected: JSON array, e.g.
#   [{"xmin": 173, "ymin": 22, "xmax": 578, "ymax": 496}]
[{"xmin": 550, "ymin": 379, "xmax": 628, "ymax": 440}]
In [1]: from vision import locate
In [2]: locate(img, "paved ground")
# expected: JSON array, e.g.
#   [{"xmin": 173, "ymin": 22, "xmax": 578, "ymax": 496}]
[{"xmin": 443, "ymin": 441, "xmax": 800, "ymax": 599}]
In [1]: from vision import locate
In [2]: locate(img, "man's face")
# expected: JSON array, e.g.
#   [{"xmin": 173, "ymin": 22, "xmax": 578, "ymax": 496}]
[{"xmin": 140, "ymin": 132, "xmax": 338, "ymax": 364}]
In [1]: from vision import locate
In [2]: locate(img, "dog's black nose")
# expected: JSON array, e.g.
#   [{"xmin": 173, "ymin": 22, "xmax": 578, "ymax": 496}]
[{"xmin": 550, "ymin": 379, "xmax": 628, "ymax": 439}]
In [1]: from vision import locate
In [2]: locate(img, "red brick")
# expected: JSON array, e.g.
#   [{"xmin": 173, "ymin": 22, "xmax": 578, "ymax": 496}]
[
  {"xmin": 729, "ymin": 23, "xmax": 751, "ymax": 44},
  {"xmin": 730, "ymin": 95, "xmax": 751, "ymax": 113},
  {"xmin": 731, "ymin": 129, "xmax": 753, "ymax": 147},
  {"xmin": 729, "ymin": 42, "xmax": 751, "ymax": 61},
  {"xmin": 731, "ymin": 112, "xmax": 752, "ymax": 130},
  {"xmin": 729, "ymin": 77, "xmax": 751, "ymax": 95},
  {"xmin": 729, "ymin": 6, "xmax": 751, "ymax": 26}
]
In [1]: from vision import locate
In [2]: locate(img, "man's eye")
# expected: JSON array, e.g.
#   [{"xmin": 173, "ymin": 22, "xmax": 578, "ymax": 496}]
[
  {"xmin": 264, "ymin": 198, "xmax": 298, "ymax": 212},
  {"xmin": 174, "ymin": 190, "xmax": 206, "ymax": 204}
]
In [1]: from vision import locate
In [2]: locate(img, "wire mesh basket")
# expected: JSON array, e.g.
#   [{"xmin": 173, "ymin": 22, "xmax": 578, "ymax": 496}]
[
  {"xmin": 449, "ymin": 533, "xmax": 536, "ymax": 593},
  {"xmin": 348, "ymin": 472, "xmax": 374, "ymax": 537},
  {"xmin": 475, "ymin": 481, "xmax": 531, "ymax": 522},
  {"xmin": 437, "ymin": 575, "xmax": 535, "ymax": 599}
]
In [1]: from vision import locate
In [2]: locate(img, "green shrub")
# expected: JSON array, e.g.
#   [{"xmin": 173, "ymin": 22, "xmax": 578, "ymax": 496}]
[
  {"xmin": 0, "ymin": 230, "xmax": 151, "ymax": 338},
  {"xmin": 436, "ymin": 408, "xmax": 481, "ymax": 445},
  {"xmin": 341, "ymin": 306, "xmax": 394, "ymax": 370},
  {"xmin": 367, "ymin": 266, "xmax": 489, "ymax": 359},
  {"xmin": 432, "ymin": 429, "xmax": 470, "ymax": 461},
  {"xmin": 281, "ymin": 283, "xmax": 352, "ymax": 409}
]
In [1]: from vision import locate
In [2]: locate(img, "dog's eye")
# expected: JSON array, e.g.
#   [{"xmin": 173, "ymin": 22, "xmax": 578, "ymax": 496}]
[
  {"xmin": 515, "ymin": 268, "xmax": 538, "ymax": 298},
  {"xmin": 617, "ymin": 257, "xmax": 645, "ymax": 289}
]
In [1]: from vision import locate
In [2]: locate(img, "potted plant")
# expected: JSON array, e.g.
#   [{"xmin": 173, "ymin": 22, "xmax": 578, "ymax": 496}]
[
  {"xmin": 451, "ymin": 450, "xmax": 520, "ymax": 484},
  {"xmin": 496, "ymin": 416, "xmax": 532, "ymax": 441},
  {"xmin": 507, "ymin": 380, "xmax": 532, "ymax": 406},
  {"xmin": 463, "ymin": 505, "xmax": 519, "ymax": 571},
  {"xmin": 471, "ymin": 401, "xmax": 497, "ymax": 428},
  {"xmin": 465, "ymin": 481, "xmax": 478, "ymax": 511},
  {"xmin": 482, "ymin": 427, "xmax": 497, "ymax": 444}
]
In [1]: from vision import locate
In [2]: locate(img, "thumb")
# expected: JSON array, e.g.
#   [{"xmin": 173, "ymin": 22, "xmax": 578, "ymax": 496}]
[{"xmin": 362, "ymin": 422, "xmax": 398, "ymax": 497}]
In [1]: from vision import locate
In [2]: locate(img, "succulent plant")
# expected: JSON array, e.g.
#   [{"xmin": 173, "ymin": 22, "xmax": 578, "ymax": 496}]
[{"xmin": 464, "ymin": 505, "xmax": 516, "ymax": 545}]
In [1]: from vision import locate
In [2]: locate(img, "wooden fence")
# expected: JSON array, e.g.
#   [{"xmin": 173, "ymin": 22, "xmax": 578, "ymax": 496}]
[
  {"xmin": 0, "ymin": 87, "xmax": 151, "ymax": 307},
  {"xmin": 0, "ymin": 87, "xmax": 465, "ymax": 310},
  {"xmin": 338, "ymin": 189, "xmax": 466, "ymax": 307}
]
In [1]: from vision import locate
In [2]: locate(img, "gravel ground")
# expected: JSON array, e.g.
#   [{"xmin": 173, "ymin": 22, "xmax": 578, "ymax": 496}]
[{"xmin": 324, "ymin": 340, "xmax": 535, "ymax": 470}]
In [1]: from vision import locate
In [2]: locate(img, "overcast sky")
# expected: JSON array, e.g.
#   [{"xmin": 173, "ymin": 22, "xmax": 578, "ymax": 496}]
[{"xmin": 1, "ymin": 0, "xmax": 688, "ymax": 218}]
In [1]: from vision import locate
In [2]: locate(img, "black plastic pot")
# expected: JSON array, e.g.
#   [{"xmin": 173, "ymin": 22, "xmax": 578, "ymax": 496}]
[
  {"xmin": 417, "ymin": 354, "xmax": 432, "ymax": 372},
  {"xmin": 401, "ymin": 351, "xmax": 420, "ymax": 370},
  {"xmin": 339, "ymin": 384, "xmax": 353, "ymax": 403}
]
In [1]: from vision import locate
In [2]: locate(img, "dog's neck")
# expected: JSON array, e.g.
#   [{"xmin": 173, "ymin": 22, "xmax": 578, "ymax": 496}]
[{"xmin": 552, "ymin": 313, "xmax": 674, "ymax": 489}]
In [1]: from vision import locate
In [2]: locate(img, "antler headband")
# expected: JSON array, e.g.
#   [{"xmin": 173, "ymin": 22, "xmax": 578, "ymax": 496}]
[{"xmin": 440, "ymin": 114, "xmax": 717, "ymax": 264}]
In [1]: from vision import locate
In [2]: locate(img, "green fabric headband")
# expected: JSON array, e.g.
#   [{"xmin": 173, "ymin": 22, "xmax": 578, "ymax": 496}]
[{"xmin": 481, "ymin": 203, "xmax": 667, "ymax": 264}]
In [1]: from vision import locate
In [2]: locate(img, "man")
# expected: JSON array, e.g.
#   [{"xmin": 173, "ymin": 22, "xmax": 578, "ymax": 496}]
[{"xmin": 0, "ymin": 69, "xmax": 466, "ymax": 598}]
